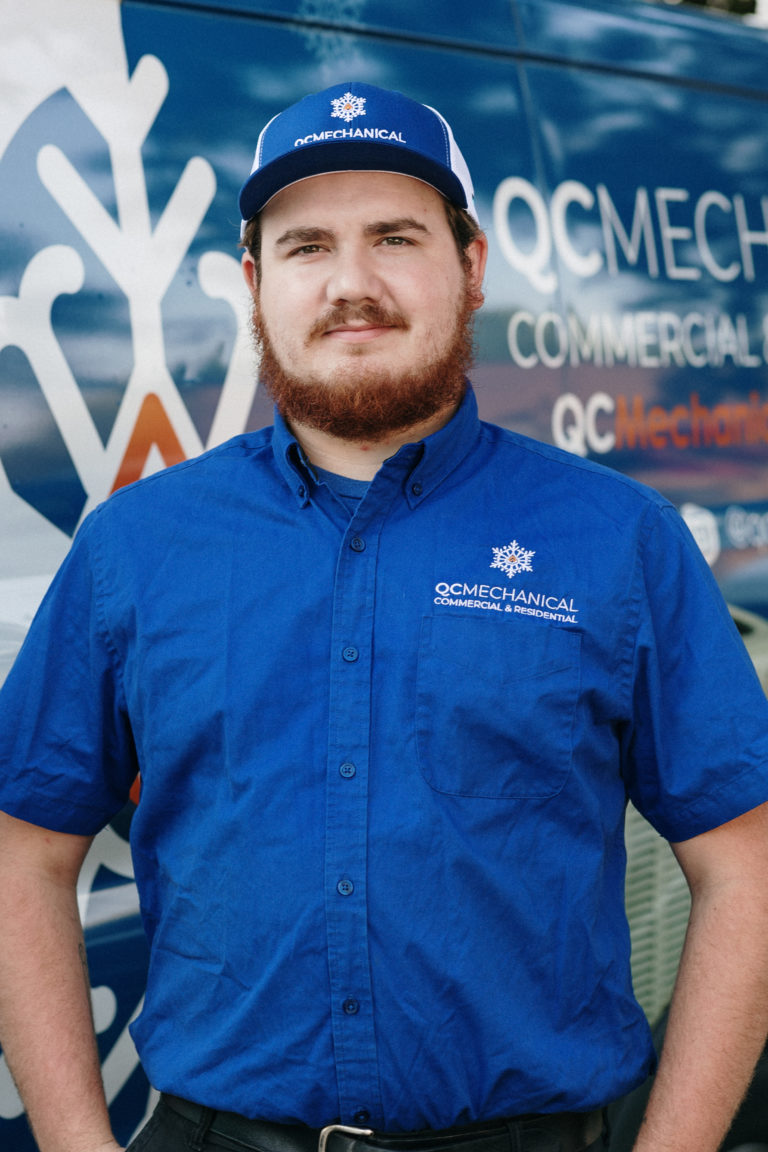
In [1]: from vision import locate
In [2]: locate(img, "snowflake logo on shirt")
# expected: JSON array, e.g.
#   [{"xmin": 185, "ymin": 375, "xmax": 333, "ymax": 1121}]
[
  {"xmin": 331, "ymin": 92, "xmax": 366, "ymax": 122},
  {"xmin": 490, "ymin": 540, "xmax": 535, "ymax": 578}
]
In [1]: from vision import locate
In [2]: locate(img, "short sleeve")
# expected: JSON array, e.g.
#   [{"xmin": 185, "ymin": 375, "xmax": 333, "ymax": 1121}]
[
  {"xmin": 0, "ymin": 509, "xmax": 137, "ymax": 834},
  {"xmin": 623, "ymin": 503, "xmax": 768, "ymax": 842}
]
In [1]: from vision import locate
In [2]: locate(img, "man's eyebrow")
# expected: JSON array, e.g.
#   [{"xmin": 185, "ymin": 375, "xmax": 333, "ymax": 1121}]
[
  {"xmin": 274, "ymin": 226, "xmax": 335, "ymax": 248},
  {"xmin": 364, "ymin": 217, "xmax": 430, "ymax": 237}
]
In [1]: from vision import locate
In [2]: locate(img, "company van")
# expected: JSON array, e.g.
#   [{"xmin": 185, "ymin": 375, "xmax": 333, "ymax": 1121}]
[{"xmin": 1, "ymin": 0, "xmax": 767, "ymax": 1147}]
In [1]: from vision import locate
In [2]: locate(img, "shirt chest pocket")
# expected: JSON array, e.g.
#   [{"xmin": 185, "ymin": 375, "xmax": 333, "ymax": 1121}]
[{"xmin": 415, "ymin": 614, "xmax": 581, "ymax": 799}]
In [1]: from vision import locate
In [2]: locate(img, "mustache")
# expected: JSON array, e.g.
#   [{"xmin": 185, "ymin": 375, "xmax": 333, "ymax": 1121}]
[{"xmin": 306, "ymin": 303, "xmax": 409, "ymax": 341}]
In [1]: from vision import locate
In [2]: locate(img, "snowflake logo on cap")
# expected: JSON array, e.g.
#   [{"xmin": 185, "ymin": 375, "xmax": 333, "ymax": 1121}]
[
  {"xmin": 490, "ymin": 540, "xmax": 535, "ymax": 578},
  {"xmin": 331, "ymin": 92, "xmax": 366, "ymax": 123}
]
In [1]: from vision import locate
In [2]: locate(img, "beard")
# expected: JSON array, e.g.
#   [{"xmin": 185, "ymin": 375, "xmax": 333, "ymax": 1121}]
[{"xmin": 251, "ymin": 289, "xmax": 476, "ymax": 442}]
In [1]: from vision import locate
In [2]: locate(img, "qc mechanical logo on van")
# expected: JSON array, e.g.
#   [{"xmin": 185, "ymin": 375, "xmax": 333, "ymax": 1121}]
[{"xmin": 493, "ymin": 177, "xmax": 768, "ymax": 464}]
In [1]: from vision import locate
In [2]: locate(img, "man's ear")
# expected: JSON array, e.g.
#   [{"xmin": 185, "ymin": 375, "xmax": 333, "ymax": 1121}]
[
  {"xmin": 241, "ymin": 249, "xmax": 259, "ymax": 298},
  {"xmin": 466, "ymin": 234, "xmax": 488, "ymax": 310}
]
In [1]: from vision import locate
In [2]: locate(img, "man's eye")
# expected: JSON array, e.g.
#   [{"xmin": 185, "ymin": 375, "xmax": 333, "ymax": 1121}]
[
  {"xmin": 291, "ymin": 244, "xmax": 323, "ymax": 256},
  {"xmin": 380, "ymin": 235, "xmax": 411, "ymax": 246}
]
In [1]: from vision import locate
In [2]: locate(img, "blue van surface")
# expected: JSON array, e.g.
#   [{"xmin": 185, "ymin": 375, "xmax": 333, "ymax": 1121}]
[{"xmin": 1, "ymin": 1, "xmax": 767, "ymax": 1147}]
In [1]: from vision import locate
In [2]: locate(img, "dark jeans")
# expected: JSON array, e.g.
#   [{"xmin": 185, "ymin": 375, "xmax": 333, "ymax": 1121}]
[{"xmin": 126, "ymin": 1099, "xmax": 609, "ymax": 1152}]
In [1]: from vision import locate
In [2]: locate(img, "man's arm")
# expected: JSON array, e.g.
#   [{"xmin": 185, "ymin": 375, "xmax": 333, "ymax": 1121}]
[
  {"xmin": 632, "ymin": 800, "xmax": 768, "ymax": 1152},
  {"xmin": 0, "ymin": 810, "xmax": 123, "ymax": 1152}
]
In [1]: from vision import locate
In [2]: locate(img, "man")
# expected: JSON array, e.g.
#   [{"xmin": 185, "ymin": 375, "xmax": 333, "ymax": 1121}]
[{"xmin": 0, "ymin": 81, "xmax": 767, "ymax": 1152}]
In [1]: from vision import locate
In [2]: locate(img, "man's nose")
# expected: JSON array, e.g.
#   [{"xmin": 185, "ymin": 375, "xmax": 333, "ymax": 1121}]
[{"xmin": 325, "ymin": 246, "xmax": 383, "ymax": 305}]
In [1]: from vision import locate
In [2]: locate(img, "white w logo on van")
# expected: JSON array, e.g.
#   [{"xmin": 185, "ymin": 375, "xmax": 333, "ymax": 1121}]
[{"xmin": 0, "ymin": 0, "xmax": 254, "ymax": 542}]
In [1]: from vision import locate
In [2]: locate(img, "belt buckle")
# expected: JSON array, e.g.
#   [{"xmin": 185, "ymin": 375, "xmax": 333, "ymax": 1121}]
[{"xmin": 319, "ymin": 1124, "xmax": 375, "ymax": 1152}]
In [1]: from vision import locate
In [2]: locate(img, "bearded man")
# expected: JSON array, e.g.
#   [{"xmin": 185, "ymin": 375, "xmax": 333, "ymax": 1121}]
[{"xmin": 1, "ymin": 82, "xmax": 768, "ymax": 1152}]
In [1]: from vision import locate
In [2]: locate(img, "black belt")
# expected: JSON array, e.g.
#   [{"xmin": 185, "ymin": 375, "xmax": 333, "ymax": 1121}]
[{"xmin": 161, "ymin": 1094, "xmax": 604, "ymax": 1152}]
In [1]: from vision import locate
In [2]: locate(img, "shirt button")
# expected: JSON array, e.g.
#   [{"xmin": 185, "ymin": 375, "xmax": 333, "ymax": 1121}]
[
  {"xmin": 337, "ymin": 878, "xmax": 354, "ymax": 897},
  {"xmin": 353, "ymin": 1111, "xmax": 371, "ymax": 1125},
  {"xmin": 411, "ymin": 481, "xmax": 423, "ymax": 496},
  {"xmin": 342, "ymin": 646, "xmax": 359, "ymax": 663},
  {"xmin": 297, "ymin": 485, "xmax": 306, "ymax": 499},
  {"xmin": 350, "ymin": 536, "xmax": 366, "ymax": 552},
  {"xmin": 339, "ymin": 762, "xmax": 356, "ymax": 779},
  {"xmin": 343, "ymin": 998, "xmax": 360, "ymax": 1015}
]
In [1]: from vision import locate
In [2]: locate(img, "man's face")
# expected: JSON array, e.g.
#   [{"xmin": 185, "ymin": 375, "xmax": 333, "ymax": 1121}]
[{"xmin": 242, "ymin": 170, "xmax": 487, "ymax": 441}]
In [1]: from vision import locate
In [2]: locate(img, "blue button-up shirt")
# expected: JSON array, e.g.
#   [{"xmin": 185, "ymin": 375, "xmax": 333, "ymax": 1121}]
[{"xmin": 1, "ymin": 387, "xmax": 768, "ymax": 1129}]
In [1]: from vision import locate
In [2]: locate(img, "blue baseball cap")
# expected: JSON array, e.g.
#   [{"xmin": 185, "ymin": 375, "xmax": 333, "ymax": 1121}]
[{"xmin": 239, "ymin": 81, "xmax": 478, "ymax": 225}]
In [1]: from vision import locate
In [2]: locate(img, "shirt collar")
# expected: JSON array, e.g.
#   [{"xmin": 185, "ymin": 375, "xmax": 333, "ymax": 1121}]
[
  {"xmin": 271, "ymin": 411, "xmax": 314, "ymax": 507},
  {"xmin": 397, "ymin": 384, "xmax": 480, "ymax": 507},
  {"xmin": 271, "ymin": 383, "xmax": 481, "ymax": 508}
]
